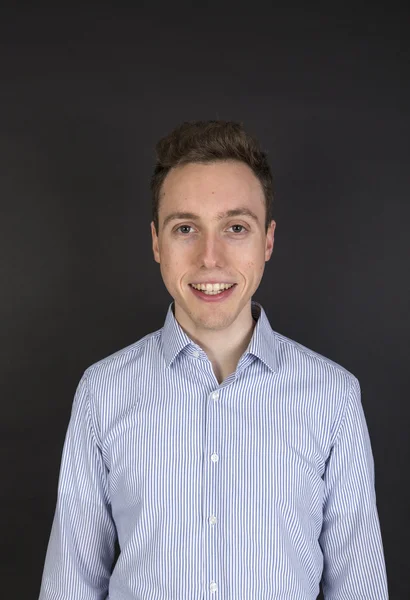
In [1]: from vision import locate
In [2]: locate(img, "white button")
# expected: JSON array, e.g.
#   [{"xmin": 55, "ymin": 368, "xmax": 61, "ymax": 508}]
[
  {"xmin": 210, "ymin": 581, "xmax": 218, "ymax": 593},
  {"xmin": 211, "ymin": 453, "xmax": 219, "ymax": 462},
  {"xmin": 193, "ymin": 350, "xmax": 199, "ymax": 358},
  {"xmin": 211, "ymin": 391, "xmax": 219, "ymax": 401},
  {"xmin": 209, "ymin": 515, "xmax": 217, "ymax": 525}
]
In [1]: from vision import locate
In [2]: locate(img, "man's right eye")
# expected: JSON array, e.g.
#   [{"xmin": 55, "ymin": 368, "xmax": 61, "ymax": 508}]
[{"xmin": 176, "ymin": 225, "xmax": 193, "ymax": 234}]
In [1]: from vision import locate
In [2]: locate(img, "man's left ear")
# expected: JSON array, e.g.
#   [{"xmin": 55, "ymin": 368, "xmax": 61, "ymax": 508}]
[{"xmin": 265, "ymin": 220, "xmax": 276, "ymax": 261}]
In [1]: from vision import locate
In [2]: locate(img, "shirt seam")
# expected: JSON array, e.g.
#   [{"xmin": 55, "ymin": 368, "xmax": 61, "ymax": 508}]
[
  {"xmin": 331, "ymin": 376, "xmax": 357, "ymax": 448},
  {"xmin": 82, "ymin": 373, "xmax": 101, "ymax": 449}
]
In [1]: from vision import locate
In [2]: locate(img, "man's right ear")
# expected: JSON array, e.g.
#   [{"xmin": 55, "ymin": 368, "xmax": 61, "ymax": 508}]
[{"xmin": 151, "ymin": 221, "xmax": 160, "ymax": 263}]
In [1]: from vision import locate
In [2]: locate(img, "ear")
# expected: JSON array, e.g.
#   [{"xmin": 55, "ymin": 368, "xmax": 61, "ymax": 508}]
[
  {"xmin": 265, "ymin": 220, "xmax": 276, "ymax": 261},
  {"xmin": 151, "ymin": 221, "xmax": 161, "ymax": 263}
]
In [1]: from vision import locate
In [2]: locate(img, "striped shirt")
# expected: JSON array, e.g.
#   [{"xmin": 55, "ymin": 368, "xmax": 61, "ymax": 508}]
[{"xmin": 39, "ymin": 301, "xmax": 388, "ymax": 600}]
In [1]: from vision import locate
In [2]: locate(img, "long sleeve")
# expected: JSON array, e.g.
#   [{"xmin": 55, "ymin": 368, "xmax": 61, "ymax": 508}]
[
  {"xmin": 319, "ymin": 377, "xmax": 388, "ymax": 599},
  {"xmin": 38, "ymin": 375, "xmax": 117, "ymax": 600}
]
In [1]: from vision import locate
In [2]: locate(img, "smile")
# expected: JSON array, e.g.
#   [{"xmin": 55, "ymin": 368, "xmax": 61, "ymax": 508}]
[
  {"xmin": 188, "ymin": 283, "xmax": 237, "ymax": 301},
  {"xmin": 190, "ymin": 283, "xmax": 235, "ymax": 295}
]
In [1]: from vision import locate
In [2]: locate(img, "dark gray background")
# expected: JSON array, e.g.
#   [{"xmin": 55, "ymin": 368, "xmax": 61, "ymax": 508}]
[{"xmin": 1, "ymin": 4, "xmax": 408, "ymax": 599}]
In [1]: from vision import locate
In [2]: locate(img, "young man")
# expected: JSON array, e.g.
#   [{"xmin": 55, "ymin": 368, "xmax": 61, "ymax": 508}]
[{"xmin": 39, "ymin": 121, "xmax": 388, "ymax": 599}]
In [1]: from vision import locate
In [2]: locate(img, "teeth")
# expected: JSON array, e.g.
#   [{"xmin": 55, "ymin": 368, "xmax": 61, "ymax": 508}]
[{"xmin": 191, "ymin": 283, "xmax": 235, "ymax": 294}]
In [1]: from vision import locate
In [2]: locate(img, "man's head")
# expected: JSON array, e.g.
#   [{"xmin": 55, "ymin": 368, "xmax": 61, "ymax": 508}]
[{"xmin": 150, "ymin": 121, "xmax": 276, "ymax": 336}]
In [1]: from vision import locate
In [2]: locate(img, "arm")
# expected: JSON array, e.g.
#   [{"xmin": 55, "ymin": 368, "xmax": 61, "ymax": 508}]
[
  {"xmin": 319, "ymin": 377, "xmax": 388, "ymax": 599},
  {"xmin": 39, "ymin": 375, "xmax": 117, "ymax": 600}
]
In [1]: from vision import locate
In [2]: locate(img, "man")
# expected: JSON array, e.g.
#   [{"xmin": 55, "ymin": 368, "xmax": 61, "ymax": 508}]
[{"xmin": 39, "ymin": 121, "xmax": 388, "ymax": 599}]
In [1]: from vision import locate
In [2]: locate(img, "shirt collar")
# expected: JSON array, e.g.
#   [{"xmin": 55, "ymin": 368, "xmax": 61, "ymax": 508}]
[{"xmin": 161, "ymin": 300, "xmax": 278, "ymax": 373}]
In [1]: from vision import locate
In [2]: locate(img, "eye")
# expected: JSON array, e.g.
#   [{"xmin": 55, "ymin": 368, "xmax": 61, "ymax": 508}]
[
  {"xmin": 228, "ymin": 224, "xmax": 247, "ymax": 233},
  {"xmin": 176, "ymin": 225, "xmax": 194, "ymax": 234}
]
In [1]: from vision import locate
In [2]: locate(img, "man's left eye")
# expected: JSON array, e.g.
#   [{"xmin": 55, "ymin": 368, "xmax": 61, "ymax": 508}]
[{"xmin": 229, "ymin": 225, "xmax": 247, "ymax": 233}]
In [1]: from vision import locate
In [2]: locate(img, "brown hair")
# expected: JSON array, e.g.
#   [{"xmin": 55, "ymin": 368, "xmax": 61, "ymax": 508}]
[{"xmin": 151, "ymin": 120, "xmax": 273, "ymax": 233}]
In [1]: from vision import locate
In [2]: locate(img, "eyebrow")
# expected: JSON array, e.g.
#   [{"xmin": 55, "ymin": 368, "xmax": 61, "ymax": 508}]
[{"xmin": 162, "ymin": 207, "xmax": 260, "ymax": 229}]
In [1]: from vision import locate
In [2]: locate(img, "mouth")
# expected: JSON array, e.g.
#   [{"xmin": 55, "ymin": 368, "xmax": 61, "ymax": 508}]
[{"xmin": 188, "ymin": 282, "xmax": 237, "ymax": 302}]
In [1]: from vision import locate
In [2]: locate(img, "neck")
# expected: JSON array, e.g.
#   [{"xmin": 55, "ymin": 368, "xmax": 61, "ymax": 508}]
[{"xmin": 174, "ymin": 303, "xmax": 257, "ymax": 383}]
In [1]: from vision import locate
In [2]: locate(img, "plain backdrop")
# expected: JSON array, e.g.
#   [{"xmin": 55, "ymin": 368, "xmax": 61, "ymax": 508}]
[{"xmin": 1, "ymin": 4, "xmax": 409, "ymax": 599}]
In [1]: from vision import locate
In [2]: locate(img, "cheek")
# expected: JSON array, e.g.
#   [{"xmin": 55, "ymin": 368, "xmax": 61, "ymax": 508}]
[
  {"xmin": 243, "ymin": 253, "xmax": 265, "ymax": 277},
  {"xmin": 160, "ymin": 258, "xmax": 182, "ymax": 284},
  {"xmin": 248, "ymin": 261, "xmax": 262, "ymax": 278},
  {"xmin": 160, "ymin": 259, "xmax": 172, "ymax": 278}
]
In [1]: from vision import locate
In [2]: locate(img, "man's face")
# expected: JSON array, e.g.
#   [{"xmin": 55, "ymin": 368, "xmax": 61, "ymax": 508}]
[{"xmin": 151, "ymin": 160, "xmax": 275, "ymax": 334}]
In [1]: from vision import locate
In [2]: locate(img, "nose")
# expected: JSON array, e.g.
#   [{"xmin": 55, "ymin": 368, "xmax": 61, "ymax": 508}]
[{"xmin": 196, "ymin": 232, "xmax": 225, "ymax": 269}]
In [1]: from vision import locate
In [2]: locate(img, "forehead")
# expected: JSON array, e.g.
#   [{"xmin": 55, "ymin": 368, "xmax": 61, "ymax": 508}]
[{"xmin": 159, "ymin": 160, "xmax": 265, "ymax": 215}]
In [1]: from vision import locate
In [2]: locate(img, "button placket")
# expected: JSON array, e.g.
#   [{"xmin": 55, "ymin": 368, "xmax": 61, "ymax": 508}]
[{"xmin": 205, "ymin": 388, "xmax": 221, "ymax": 597}]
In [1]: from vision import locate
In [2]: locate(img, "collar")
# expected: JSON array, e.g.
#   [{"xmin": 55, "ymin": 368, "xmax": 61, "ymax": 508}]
[{"xmin": 161, "ymin": 300, "xmax": 278, "ymax": 373}]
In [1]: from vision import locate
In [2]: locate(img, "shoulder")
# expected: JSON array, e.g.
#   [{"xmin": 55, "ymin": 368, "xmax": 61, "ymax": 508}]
[
  {"xmin": 272, "ymin": 329, "xmax": 359, "ymax": 393},
  {"xmin": 268, "ymin": 330, "xmax": 361, "ymax": 448},
  {"xmin": 82, "ymin": 328, "xmax": 163, "ymax": 390},
  {"xmin": 76, "ymin": 328, "xmax": 164, "ymax": 438}
]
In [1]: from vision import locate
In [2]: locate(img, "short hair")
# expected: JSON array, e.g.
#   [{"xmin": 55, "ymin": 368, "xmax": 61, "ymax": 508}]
[{"xmin": 151, "ymin": 120, "xmax": 273, "ymax": 233}]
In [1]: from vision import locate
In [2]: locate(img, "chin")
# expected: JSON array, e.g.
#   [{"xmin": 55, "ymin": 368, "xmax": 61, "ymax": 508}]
[{"xmin": 192, "ymin": 311, "xmax": 237, "ymax": 331}]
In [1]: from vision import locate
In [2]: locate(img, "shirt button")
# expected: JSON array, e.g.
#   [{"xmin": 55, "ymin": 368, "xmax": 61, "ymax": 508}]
[
  {"xmin": 192, "ymin": 350, "xmax": 199, "ymax": 358},
  {"xmin": 211, "ymin": 453, "xmax": 219, "ymax": 462},
  {"xmin": 209, "ymin": 515, "xmax": 217, "ymax": 525},
  {"xmin": 211, "ymin": 391, "xmax": 219, "ymax": 401},
  {"xmin": 210, "ymin": 581, "xmax": 218, "ymax": 593}
]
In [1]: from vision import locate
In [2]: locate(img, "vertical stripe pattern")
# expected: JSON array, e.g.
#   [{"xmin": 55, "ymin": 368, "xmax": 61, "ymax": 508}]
[{"xmin": 38, "ymin": 301, "xmax": 388, "ymax": 600}]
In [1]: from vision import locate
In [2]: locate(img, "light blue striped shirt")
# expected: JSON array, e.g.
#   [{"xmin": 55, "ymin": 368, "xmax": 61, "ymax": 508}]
[{"xmin": 39, "ymin": 301, "xmax": 388, "ymax": 599}]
